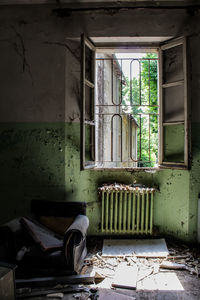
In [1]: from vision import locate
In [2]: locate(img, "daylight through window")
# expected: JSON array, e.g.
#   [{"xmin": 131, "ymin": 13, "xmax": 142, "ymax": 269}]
[
  {"xmin": 81, "ymin": 36, "xmax": 188, "ymax": 171},
  {"xmin": 95, "ymin": 51, "xmax": 158, "ymax": 168}
]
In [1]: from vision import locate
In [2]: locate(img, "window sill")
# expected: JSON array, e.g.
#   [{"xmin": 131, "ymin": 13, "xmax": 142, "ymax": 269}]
[{"xmin": 89, "ymin": 167, "xmax": 160, "ymax": 173}]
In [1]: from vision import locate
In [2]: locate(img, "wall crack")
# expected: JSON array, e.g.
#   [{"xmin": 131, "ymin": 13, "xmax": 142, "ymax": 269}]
[
  {"xmin": 12, "ymin": 28, "xmax": 34, "ymax": 86},
  {"xmin": 44, "ymin": 41, "xmax": 80, "ymax": 62}
]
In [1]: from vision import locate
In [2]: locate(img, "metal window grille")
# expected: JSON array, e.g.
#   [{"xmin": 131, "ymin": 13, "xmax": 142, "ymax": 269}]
[{"xmin": 95, "ymin": 55, "xmax": 159, "ymax": 168}]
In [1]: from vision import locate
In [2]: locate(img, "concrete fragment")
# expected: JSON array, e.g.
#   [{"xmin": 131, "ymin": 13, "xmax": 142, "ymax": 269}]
[
  {"xmin": 112, "ymin": 264, "xmax": 138, "ymax": 290},
  {"xmin": 47, "ymin": 292, "xmax": 64, "ymax": 298},
  {"xmin": 160, "ymin": 261, "xmax": 186, "ymax": 270}
]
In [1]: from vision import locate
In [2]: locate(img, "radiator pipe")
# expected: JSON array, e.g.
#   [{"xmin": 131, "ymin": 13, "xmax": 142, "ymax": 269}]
[
  {"xmin": 150, "ymin": 191, "xmax": 154, "ymax": 234},
  {"xmin": 141, "ymin": 190, "xmax": 145, "ymax": 233},
  {"xmin": 123, "ymin": 191, "xmax": 127, "ymax": 232},
  {"xmin": 136, "ymin": 191, "xmax": 140, "ymax": 234},
  {"xmin": 119, "ymin": 191, "xmax": 123, "ymax": 232},
  {"xmin": 127, "ymin": 192, "xmax": 132, "ymax": 232},
  {"xmin": 132, "ymin": 192, "xmax": 136, "ymax": 232},
  {"xmin": 146, "ymin": 191, "xmax": 149, "ymax": 234},
  {"xmin": 105, "ymin": 192, "xmax": 109, "ymax": 232},
  {"xmin": 110, "ymin": 191, "xmax": 113, "ymax": 232},
  {"xmin": 114, "ymin": 192, "xmax": 118, "ymax": 232},
  {"xmin": 101, "ymin": 191, "xmax": 105, "ymax": 232}
]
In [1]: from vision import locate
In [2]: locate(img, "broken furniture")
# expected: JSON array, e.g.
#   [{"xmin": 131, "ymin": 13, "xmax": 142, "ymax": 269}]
[
  {"xmin": 16, "ymin": 274, "xmax": 95, "ymax": 288},
  {"xmin": 0, "ymin": 262, "xmax": 16, "ymax": 300},
  {"xmin": 30, "ymin": 200, "xmax": 89, "ymax": 274},
  {"xmin": 0, "ymin": 201, "xmax": 89, "ymax": 278},
  {"xmin": 16, "ymin": 285, "xmax": 97, "ymax": 299}
]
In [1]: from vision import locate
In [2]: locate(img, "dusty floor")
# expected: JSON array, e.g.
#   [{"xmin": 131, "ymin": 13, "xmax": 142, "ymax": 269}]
[{"xmin": 17, "ymin": 238, "xmax": 200, "ymax": 300}]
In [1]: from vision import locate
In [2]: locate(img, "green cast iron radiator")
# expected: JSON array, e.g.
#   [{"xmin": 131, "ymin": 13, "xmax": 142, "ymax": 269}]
[{"xmin": 99, "ymin": 185, "xmax": 155, "ymax": 235}]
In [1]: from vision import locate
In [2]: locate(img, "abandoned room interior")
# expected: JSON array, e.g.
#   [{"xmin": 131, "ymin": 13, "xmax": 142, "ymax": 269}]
[{"xmin": 0, "ymin": 0, "xmax": 200, "ymax": 299}]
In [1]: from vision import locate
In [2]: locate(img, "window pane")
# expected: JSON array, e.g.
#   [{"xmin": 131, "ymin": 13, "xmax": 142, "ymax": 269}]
[
  {"xmin": 163, "ymin": 44, "xmax": 183, "ymax": 84},
  {"xmin": 163, "ymin": 85, "xmax": 184, "ymax": 123},
  {"xmin": 85, "ymin": 45, "xmax": 93, "ymax": 82},
  {"xmin": 85, "ymin": 85, "xmax": 94, "ymax": 121},
  {"xmin": 85, "ymin": 124, "xmax": 95, "ymax": 162},
  {"xmin": 163, "ymin": 124, "xmax": 184, "ymax": 162}
]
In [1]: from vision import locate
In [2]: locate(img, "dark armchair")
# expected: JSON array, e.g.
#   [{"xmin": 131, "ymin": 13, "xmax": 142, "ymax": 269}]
[{"xmin": 0, "ymin": 200, "xmax": 89, "ymax": 276}]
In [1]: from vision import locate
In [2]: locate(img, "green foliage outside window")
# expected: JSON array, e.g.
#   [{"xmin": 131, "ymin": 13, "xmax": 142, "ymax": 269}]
[{"xmin": 122, "ymin": 53, "xmax": 158, "ymax": 167}]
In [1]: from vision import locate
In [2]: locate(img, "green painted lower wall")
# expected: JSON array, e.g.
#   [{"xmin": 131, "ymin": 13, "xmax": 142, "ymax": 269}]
[
  {"xmin": 0, "ymin": 123, "xmax": 66, "ymax": 222},
  {"xmin": 0, "ymin": 122, "xmax": 198, "ymax": 242},
  {"xmin": 66, "ymin": 123, "xmax": 191, "ymax": 241},
  {"xmin": 188, "ymin": 123, "xmax": 200, "ymax": 240}
]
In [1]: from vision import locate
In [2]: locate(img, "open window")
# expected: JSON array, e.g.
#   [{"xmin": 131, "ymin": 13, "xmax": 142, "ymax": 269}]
[
  {"xmin": 80, "ymin": 35, "xmax": 96, "ymax": 170},
  {"xmin": 159, "ymin": 37, "xmax": 189, "ymax": 168},
  {"xmin": 80, "ymin": 35, "xmax": 189, "ymax": 170}
]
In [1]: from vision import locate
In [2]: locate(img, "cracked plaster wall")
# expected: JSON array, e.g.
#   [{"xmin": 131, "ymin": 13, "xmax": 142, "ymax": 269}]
[{"xmin": 0, "ymin": 5, "xmax": 200, "ymax": 241}]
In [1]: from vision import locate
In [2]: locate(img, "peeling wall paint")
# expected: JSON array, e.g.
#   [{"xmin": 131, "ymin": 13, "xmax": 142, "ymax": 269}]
[
  {"xmin": 0, "ymin": 5, "xmax": 200, "ymax": 241},
  {"xmin": 65, "ymin": 123, "xmax": 190, "ymax": 240},
  {"xmin": 0, "ymin": 123, "xmax": 66, "ymax": 222}
]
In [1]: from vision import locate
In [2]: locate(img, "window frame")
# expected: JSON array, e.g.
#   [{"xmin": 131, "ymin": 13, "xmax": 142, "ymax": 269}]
[
  {"xmin": 159, "ymin": 36, "xmax": 189, "ymax": 169},
  {"xmin": 80, "ymin": 34, "xmax": 96, "ymax": 170},
  {"xmin": 80, "ymin": 35, "xmax": 189, "ymax": 171}
]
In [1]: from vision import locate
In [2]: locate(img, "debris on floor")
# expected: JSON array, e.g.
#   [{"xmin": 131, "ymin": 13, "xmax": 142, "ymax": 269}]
[
  {"xmin": 98, "ymin": 183, "xmax": 154, "ymax": 191},
  {"xmin": 102, "ymin": 238, "xmax": 169, "ymax": 258},
  {"xmin": 160, "ymin": 261, "xmax": 187, "ymax": 270},
  {"xmin": 80, "ymin": 237, "xmax": 200, "ymax": 300},
  {"xmin": 98, "ymin": 288, "xmax": 136, "ymax": 300},
  {"xmin": 1, "ymin": 212, "xmax": 200, "ymax": 300},
  {"xmin": 112, "ymin": 263, "xmax": 138, "ymax": 290},
  {"xmin": 12, "ymin": 238, "xmax": 200, "ymax": 299}
]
